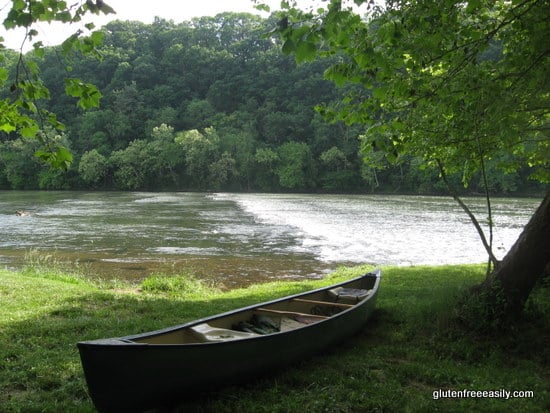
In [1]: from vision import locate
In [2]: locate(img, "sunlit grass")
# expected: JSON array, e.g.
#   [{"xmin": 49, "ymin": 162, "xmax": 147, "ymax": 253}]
[{"xmin": 0, "ymin": 264, "xmax": 548, "ymax": 412}]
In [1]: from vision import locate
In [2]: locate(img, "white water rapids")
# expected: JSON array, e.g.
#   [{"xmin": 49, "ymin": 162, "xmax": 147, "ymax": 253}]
[{"xmin": 215, "ymin": 193, "xmax": 537, "ymax": 266}]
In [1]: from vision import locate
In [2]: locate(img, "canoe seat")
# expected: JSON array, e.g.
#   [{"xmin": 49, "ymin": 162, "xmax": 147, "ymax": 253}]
[
  {"xmin": 279, "ymin": 317, "xmax": 309, "ymax": 332},
  {"xmin": 328, "ymin": 287, "xmax": 371, "ymax": 304},
  {"xmin": 190, "ymin": 323, "xmax": 259, "ymax": 343}
]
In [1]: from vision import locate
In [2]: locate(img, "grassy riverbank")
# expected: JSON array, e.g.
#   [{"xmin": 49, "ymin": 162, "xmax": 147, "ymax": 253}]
[{"xmin": 1, "ymin": 264, "xmax": 548, "ymax": 412}]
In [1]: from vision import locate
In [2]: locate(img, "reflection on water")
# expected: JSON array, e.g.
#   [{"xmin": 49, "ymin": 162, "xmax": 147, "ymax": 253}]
[{"xmin": 0, "ymin": 191, "xmax": 539, "ymax": 287}]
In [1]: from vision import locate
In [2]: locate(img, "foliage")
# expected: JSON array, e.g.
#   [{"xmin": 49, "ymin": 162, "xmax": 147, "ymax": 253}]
[
  {"xmin": 277, "ymin": 141, "xmax": 316, "ymax": 190},
  {"xmin": 209, "ymin": 151, "xmax": 239, "ymax": 189},
  {"xmin": 0, "ymin": 0, "xmax": 114, "ymax": 167},
  {"xmin": 175, "ymin": 127, "xmax": 220, "ymax": 189},
  {"xmin": 0, "ymin": 137, "xmax": 42, "ymax": 188},
  {"xmin": 78, "ymin": 149, "xmax": 108, "ymax": 187},
  {"xmin": 0, "ymin": 9, "xmax": 547, "ymax": 194},
  {"xmin": 274, "ymin": 0, "xmax": 549, "ymax": 187},
  {"xmin": 319, "ymin": 145, "xmax": 358, "ymax": 190}
]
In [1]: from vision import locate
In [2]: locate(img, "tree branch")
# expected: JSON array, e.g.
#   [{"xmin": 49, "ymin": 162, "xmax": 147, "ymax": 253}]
[{"xmin": 436, "ymin": 158, "xmax": 500, "ymax": 269}]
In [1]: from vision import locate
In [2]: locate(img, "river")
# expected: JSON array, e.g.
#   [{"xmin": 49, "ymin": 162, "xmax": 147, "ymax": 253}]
[{"xmin": 0, "ymin": 191, "xmax": 539, "ymax": 287}]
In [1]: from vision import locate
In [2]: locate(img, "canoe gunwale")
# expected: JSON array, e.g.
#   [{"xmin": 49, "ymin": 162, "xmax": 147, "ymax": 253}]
[{"xmin": 78, "ymin": 269, "xmax": 381, "ymax": 348}]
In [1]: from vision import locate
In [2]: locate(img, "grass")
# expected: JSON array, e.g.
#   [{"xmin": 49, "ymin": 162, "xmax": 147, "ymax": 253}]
[{"xmin": 0, "ymin": 264, "xmax": 548, "ymax": 412}]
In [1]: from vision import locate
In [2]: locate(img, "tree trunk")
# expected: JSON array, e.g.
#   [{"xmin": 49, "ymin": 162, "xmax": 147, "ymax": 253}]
[{"xmin": 480, "ymin": 191, "xmax": 550, "ymax": 315}]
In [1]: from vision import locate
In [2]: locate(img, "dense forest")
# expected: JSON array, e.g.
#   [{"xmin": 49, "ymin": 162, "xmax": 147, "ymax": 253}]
[{"xmin": 0, "ymin": 12, "xmax": 545, "ymax": 194}]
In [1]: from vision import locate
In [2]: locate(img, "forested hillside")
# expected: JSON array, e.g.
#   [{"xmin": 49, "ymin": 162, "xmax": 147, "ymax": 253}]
[{"xmin": 0, "ymin": 13, "xmax": 544, "ymax": 194}]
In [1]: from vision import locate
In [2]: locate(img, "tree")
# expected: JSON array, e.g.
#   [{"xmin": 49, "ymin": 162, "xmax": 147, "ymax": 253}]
[
  {"xmin": 209, "ymin": 151, "xmax": 238, "ymax": 189},
  {"xmin": 0, "ymin": 0, "xmax": 114, "ymax": 167},
  {"xmin": 277, "ymin": 141, "xmax": 316, "ymax": 190},
  {"xmin": 2, "ymin": 4, "xmax": 545, "ymax": 196},
  {"xmin": 0, "ymin": 137, "xmax": 42, "ymax": 188},
  {"xmin": 175, "ymin": 127, "xmax": 220, "ymax": 189},
  {"xmin": 182, "ymin": 99, "xmax": 217, "ymax": 130},
  {"xmin": 79, "ymin": 149, "xmax": 108, "ymax": 187},
  {"xmin": 109, "ymin": 140, "xmax": 148, "ymax": 190},
  {"xmin": 319, "ymin": 146, "xmax": 356, "ymax": 191},
  {"xmin": 149, "ymin": 123, "xmax": 184, "ymax": 188},
  {"xmin": 253, "ymin": 147, "xmax": 279, "ymax": 190},
  {"xmin": 274, "ymin": 0, "xmax": 549, "ymax": 318}
]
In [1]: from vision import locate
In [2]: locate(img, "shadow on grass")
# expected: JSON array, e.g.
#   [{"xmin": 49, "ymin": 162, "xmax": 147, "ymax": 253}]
[{"xmin": 0, "ymin": 282, "xmax": 323, "ymax": 412}]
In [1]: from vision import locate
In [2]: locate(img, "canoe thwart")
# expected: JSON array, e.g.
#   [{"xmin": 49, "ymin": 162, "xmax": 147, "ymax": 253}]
[
  {"xmin": 255, "ymin": 307, "xmax": 329, "ymax": 320},
  {"xmin": 292, "ymin": 298, "xmax": 354, "ymax": 308}
]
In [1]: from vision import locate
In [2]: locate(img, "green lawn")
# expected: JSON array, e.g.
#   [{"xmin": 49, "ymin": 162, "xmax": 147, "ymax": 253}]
[{"xmin": 0, "ymin": 264, "xmax": 548, "ymax": 412}]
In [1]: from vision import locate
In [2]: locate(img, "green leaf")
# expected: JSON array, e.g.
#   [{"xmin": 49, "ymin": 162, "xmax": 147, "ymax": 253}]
[
  {"xmin": 35, "ymin": 146, "xmax": 73, "ymax": 170},
  {"xmin": 90, "ymin": 30, "xmax": 104, "ymax": 46},
  {"xmin": 12, "ymin": 0, "xmax": 26, "ymax": 11},
  {"xmin": 15, "ymin": 12, "xmax": 33, "ymax": 27},
  {"xmin": 45, "ymin": 111, "xmax": 66, "ymax": 131},
  {"xmin": 32, "ymin": 3, "xmax": 46, "ymax": 18},
  {"xmin": 20, "ymin": 100, "xmax": 38, "ymax": 113},
  {"xmin": 325, "ymin": 64, "xmax": 350, "ymax": 86},
  {"xmin": 98, "ymin": 3, "xmax": 116, "ymax": 15},
  {"xmin": 0, "ymin": 123, "xmax": 17, "ymax": 133},
  {"xmin": 21, "ymin": 123, "xmax": 39, "ymax": 138},
  {"xmin": 282, "ymin": 38, "xmax": 295, "ymax": 54},
  {"xmin": 32, "ymin": 42, "xmax": 45, "ymax": 57},
  {"xmin": 54, "ymin": 146, "xmax": 73, "ymax": 169},
  {"xmin": 26, "ymin": 60, "xmax": 40, "ymax": 76},
  {"xmin": 64, "ymin": 78, "xmax": 102, "ymax": 109},
  {"xmin": 254, "ymin": 3, "xmax": 271, "ymax": 12},
  {"xmin": 295, "ymin": 41, "xmax": 317, "ymax": 62},
  {"xmin": 61, "ymin": 33, "xmax": 79, "ymax": 54},
  {"xmin": 56, "ymin": 11, "xmax": 72, "ymax": 22}
]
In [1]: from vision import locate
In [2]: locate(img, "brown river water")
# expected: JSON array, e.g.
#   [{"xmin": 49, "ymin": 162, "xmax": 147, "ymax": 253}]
[{"xmin": 0, "ymin": 191, "xmax": 539, "ymax": 288}]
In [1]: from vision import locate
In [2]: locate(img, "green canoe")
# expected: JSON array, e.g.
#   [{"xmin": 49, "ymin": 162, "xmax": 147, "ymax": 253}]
[{"xmin": 78, "ymin": 269, "xmax": 381, "ymax": 412}]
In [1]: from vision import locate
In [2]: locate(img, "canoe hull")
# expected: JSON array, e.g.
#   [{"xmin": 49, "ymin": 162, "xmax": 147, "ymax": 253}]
[{"xmin": 78, "ymin": 270, "xmax": 381, "ymax": 412}]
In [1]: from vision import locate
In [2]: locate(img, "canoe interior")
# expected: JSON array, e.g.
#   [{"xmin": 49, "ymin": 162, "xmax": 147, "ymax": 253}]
[{"xmin": 128, "ymin": 274, "xmax": 377, "ymax": 345}]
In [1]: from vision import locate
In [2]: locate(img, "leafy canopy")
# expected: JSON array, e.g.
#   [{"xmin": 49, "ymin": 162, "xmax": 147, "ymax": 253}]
[
  {"xmin": 272, "ymin": 0, "xmax": 549, "ymax": 186},
  {"xmin": 1, "ymin": 0, "xmax": 115, "ymax": 168}
]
